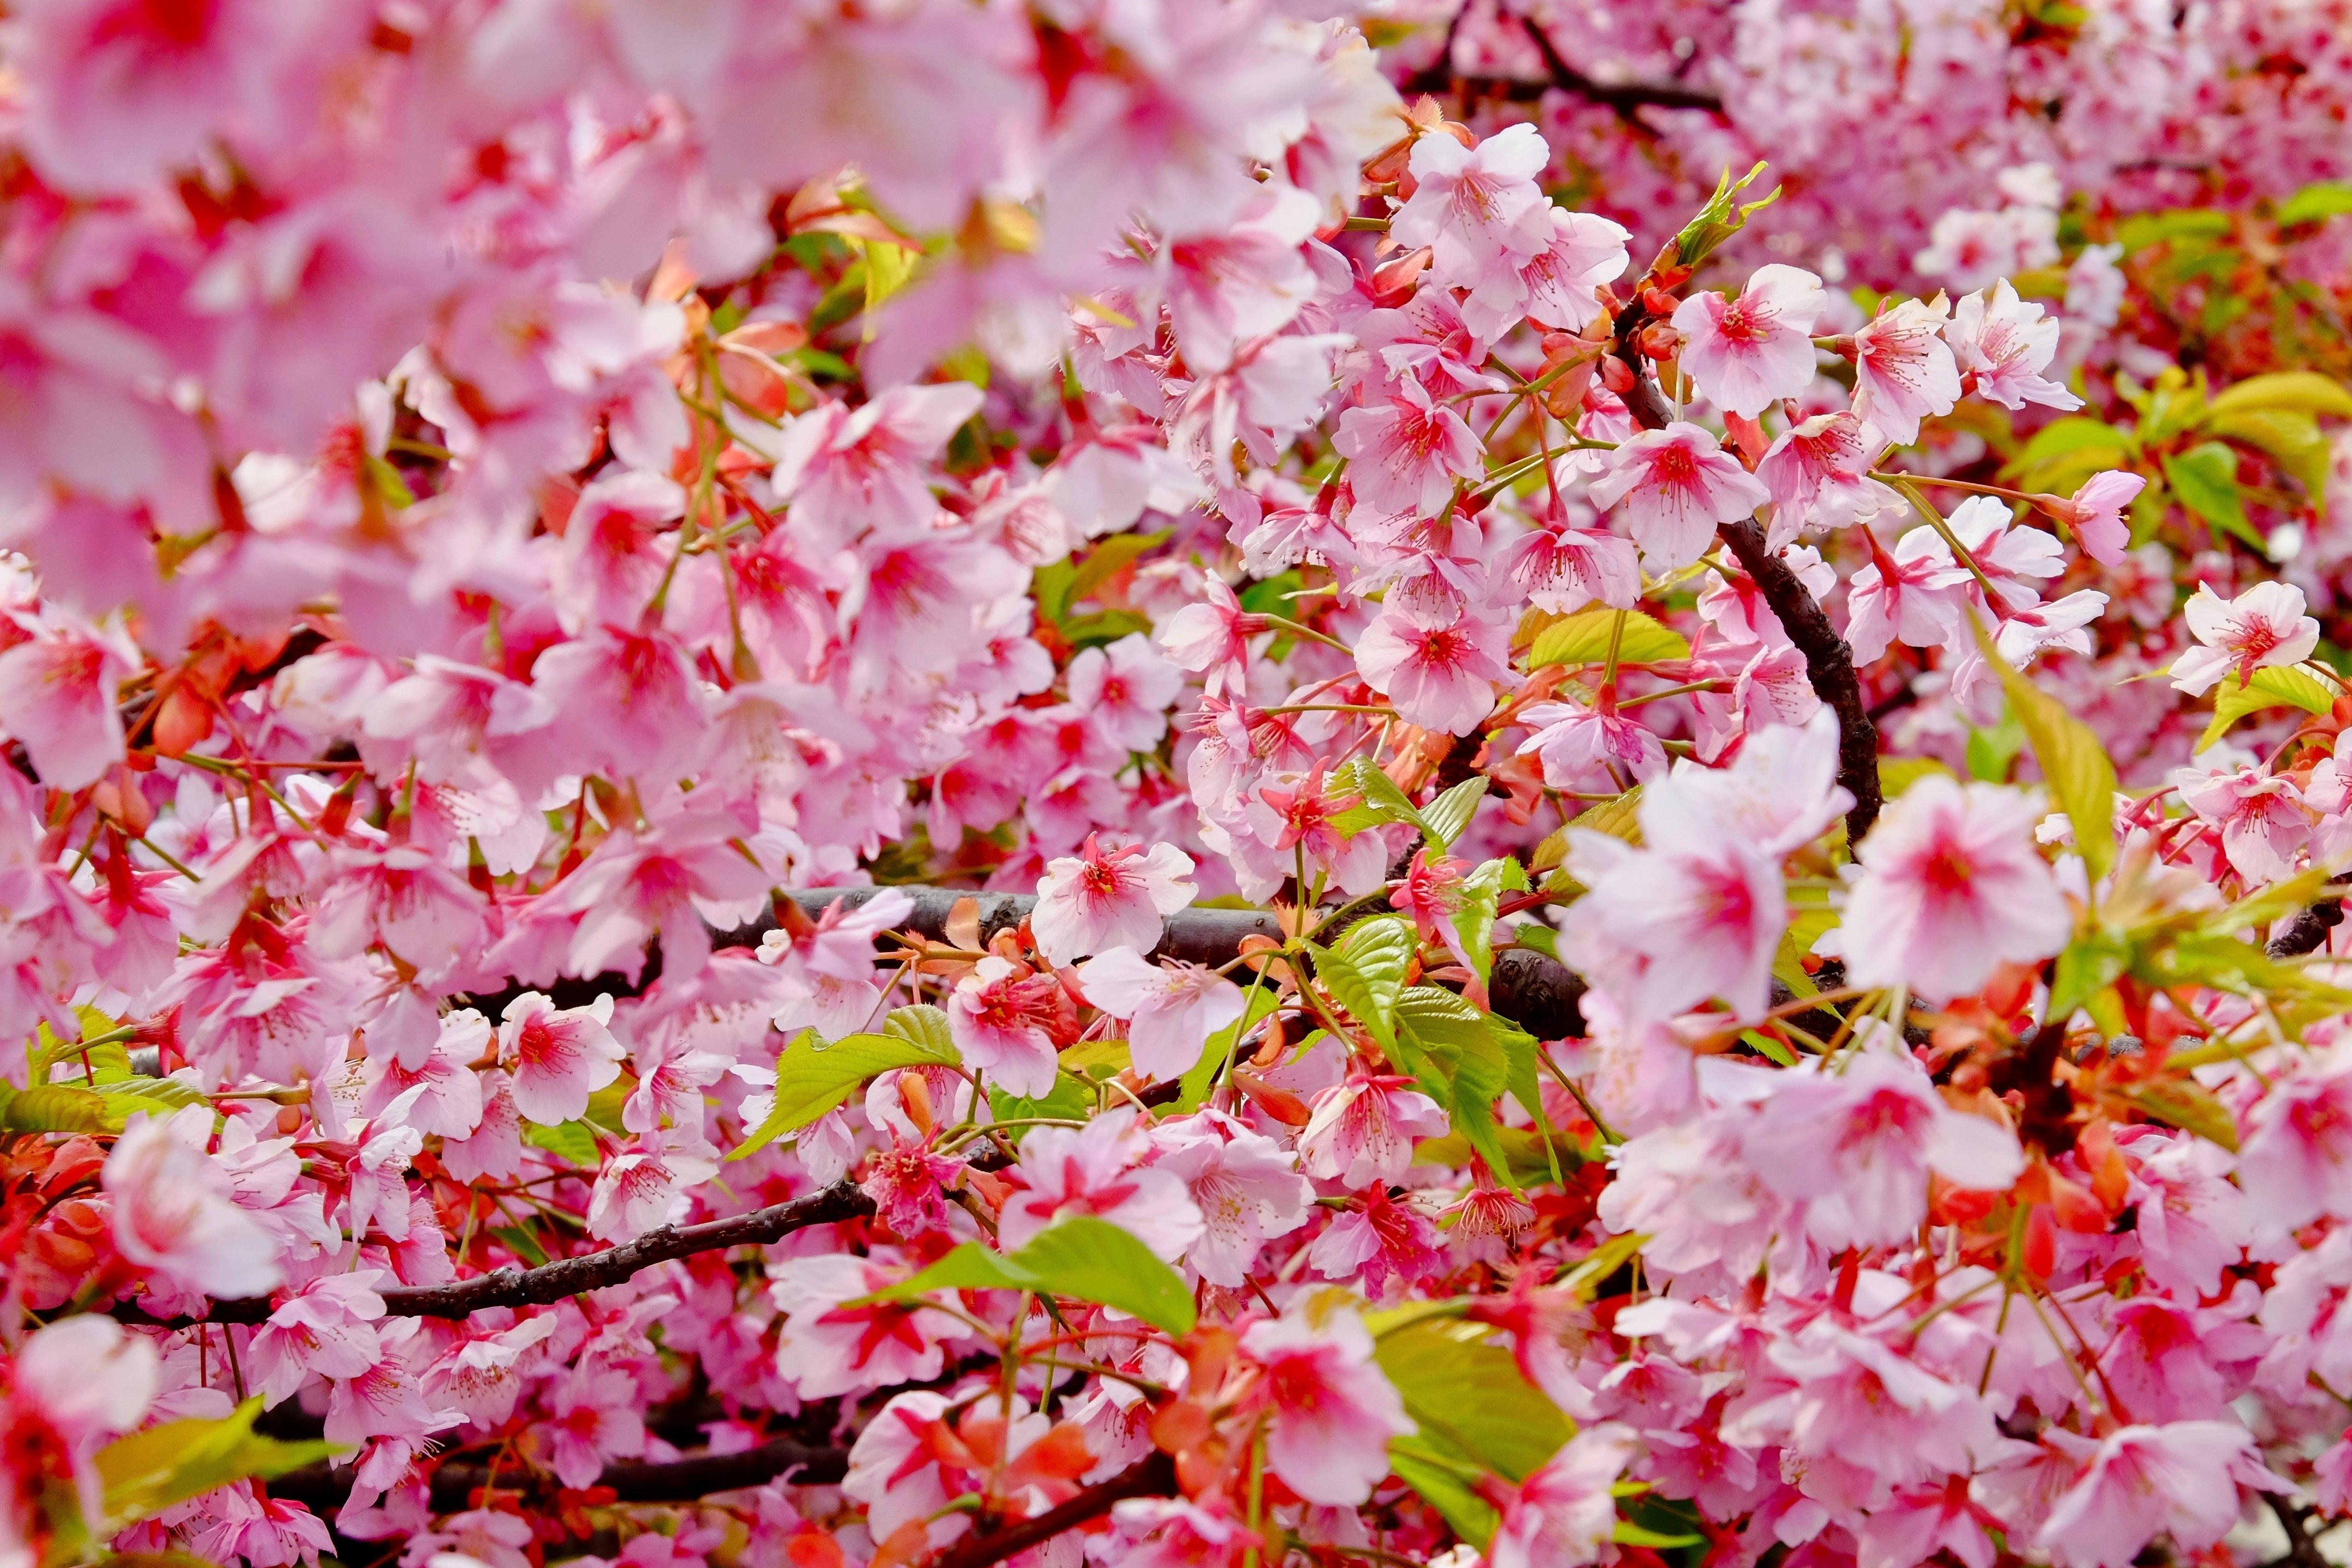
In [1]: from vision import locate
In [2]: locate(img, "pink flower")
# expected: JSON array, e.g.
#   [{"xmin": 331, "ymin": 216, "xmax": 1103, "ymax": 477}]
[
  {"xmin": 1858, "ymin": 1480, "xmax": 2003, "ymax": 1568},
  {"xmin": 1517, "ymin": 696, "xmax": 1669, "ymax": 793},
  {"xmin": 1148, "ymin": 1111, "xmax": 1312, "ymax": 1286},
  {"xmin": 1077, "ymin": 945, "xmax": 1246, "ymax": 1081},
  {"xmin": 1755, "ymin": 412, "xmax": 1902, "ymax": 546},
  {"xmin": 1671, "ymin": 264, "xmax": 1827, "ymax": 419},
  {"xmin": 2169, "ymin": 581, "xmax": 2321, "ymax": 697},
  {"xmin": 359, "ymin": 1009, "xmax": 486, "ymax": 1140},
  {"xmin": 1355, "ymin": 606, "xmax": 1510, "ymax": 735},
  {"xmin": 1298, "ymin": 1073, "xmax": 1450, "ymax": 1188},
  {"xmin": 248, "ymin": 1273, "xmax": 387, "ymax": 1405},
  {"xmin": 999, "ymin": 1109, "xmax": 1205, "ymax": 1262},
  {"xmin": 768, "ymin": 381, "xmax": 985, "ymax": 550},
  {"xmin": 549, "ymin": 468, "xmax": 684, "ymax": 635},
  {"xmin": 1157, "ymin": 578, "xmax": 1263, "ymax": 697},
  {"xmin": 1237, "ymin": 1304, "xmax": 1414, "ymax": 1506},
  {"xmin": 1851, "ymin": 296, "xmax": 1962, "ymax": 445},
  {"xmin": 1032, "ymin": 836, "xmax": 1199, "ymax": 967},
  {"xmin": 0, "ymin": 614, "xmax": 133, "ymax": 790},
  {"xmin": 760, "ymin": 887, "xmax": 915, "ymax": 1042},
  {"xmin": 1465, "ymin": 208, "xmax": 1631, "ymax": 340},
  {"xmin": 2034, "ymin": 1422, "xmax": 2285, "ymax": 1568},
  {"xmin": 527, "ymin": 625, "xmax": 709, "ymax": 790},
  {"xmin": 534, "ymin": 1363, "xmax": 649, "ymax": 1488},
  {"xmin": 585, "ymin": 1139, "xmax": 717, "ymax": 1242},
  {"xmin": 498, "ymin": 992, "xmax": 626, "ymax": 1126},
  {"xmin": 1488, "ymin": 1426, "xmax": 1639, "ymax": 1568},
  {"xmin": 2236, "ymin": 1044, "xmax": 2352, "ymax": 1231},
  {"xmin": 104, "ymin": 1112, "xmax": 283, "ymax": 1299},
  {"xmin": 2042, "ymin": 471, "xmax": 2147, "ymax": 565},
  {"xmin": 1099, "ymin": 1498, "xmax": 1247, "ymax": 1568},
  {"xmin": 2180, "ymin": 766, "xmax": 2310, "ymax": 883},
  {"xmin": 1838, "ymin": 776, "xmax": 2073, "ymax": 1002},
  {"xmin": 1947, "ymin": 280, "xmax": 2081, "ymax": 413},
  {"xmin": 1307, "ymin": 1184, "xmax": 1445, "ymax": 1300},
  {"xmin": 1331, "ymin": 374, "xmax": 1485, "ymax": 520},
  {"xmin": 1066, "ymin": 633, "xmax": 1184, "ymax": 751},
  {"xmin": 1508, "ymin": 517, "xmax": 1641, "ymax": 615},
  {"xmin": 1587, "ymin": 422, "xmax": 1771, "ymax": 571},
  {"xmin": 1741, "ymin": 1048, "xmax": 2024, "ymax": 1249},
  {"xmin": 772, "ymin": 1257, "xmax": 970, "ymax": 1401},
  {"xmin": 1391, "ymin": 123, "xmax": 1555, "ymax": 294},
  {"xmin": 947, "ymin": 955, "xmax": 1064, "ymax": 1097},
  {"xmin": 548, "ymin": 808, "xmax": 774, "ymax": 984},
  {"xmin": 1844, "ymin": 523, "xmax": 1975, "ymax": 663}
]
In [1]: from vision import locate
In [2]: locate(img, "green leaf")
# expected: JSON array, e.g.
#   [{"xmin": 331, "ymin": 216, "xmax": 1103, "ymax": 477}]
[
  {"xmin": 2206, "ymin": 408, "xmax": 2332, "ymax": 494},
  {"xmin": 97, "ymin": 1400, "xmax": 336, "ymax": 1531},
  {"xmin": 2205, "ymin": 370, "xmax": 2352, "ymax": 418},
  {"xmin": 729, "ymin": 1021, "xmax": 961, "ymax": 1162},
  {"xmin": 2115, "ymin": 208, "xmax": 2232, "ymax": 251},
  {"xmin": 1671, "ymin": 161, "xmax": 1779, "ymax": 271},
  {"xmin": 1453, "ymin": 857, "xmax": 1530, "ymax": 985},
  {"xmin": 1389, "ymin": 1446, "xmax": 1501, "ymax": 1546},
  {"xmin": 2126, "ymin": 1079, "xmax": 2239, "ymax": 1152},
  {"xmin": 2277, "ymin": 184, "xmax": 2352, "ymax": 227},
  {"xmin": 1062, "ymin": 530, "xmax": 1172, "ymax": 616},
  {"xmin": 523, "ymin": 1119, "xmax": 599, "ymax": 1166},
  {"xmin": 1971, "ymin": 614, "xmax": 2117, "ymax": 882},
  {"xmin": 2162, "ymin": 441, "xmax": 2259, "ymax": 549},
  {"xmin": 2197, "ymin": 664, "xmax": 2338, "ymax": 751},
  {"xmin": 1393, "ymin": 987, "xmax": 1518, "ymax": 1188},
  {"xmin": 1376, "ymin": 1318, "xmax": 1572, "ymax": 1488},
  {"xmin": 0, "ymin": 1083, "xmax": 112, "ymax": 1133},
  {"xmin": 1314, "ymin": 916, "xmax": 1414, "ymax": 1050},
  {"xmin": 1528, "ymin": 608, "xmax": 1689, "ymax": 669},
  {"xmin": 1420, "ymin": 777, "xmax": 1489, "ymax": 849},
  {"xmin": 2012, "ymin": 416, "xmax": 2134, "ymax": 469},
  {"xmin": 1614, "ymin": 1520, "xmax": 1705, "ymax": 1549},
  {"xmin": 869, "ymin": 1216, "xmax": 1197, "ymax": 1335}
]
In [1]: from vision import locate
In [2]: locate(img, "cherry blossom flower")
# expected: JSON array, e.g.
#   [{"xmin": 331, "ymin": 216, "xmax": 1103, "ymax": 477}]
[
  {"xmin": 1237, "ymin": 1304, "xmax": 1414, "ymax": 1506},
  {"xmin": 1031, "ymin": 836, "xmax": 1198, "ymax": 967},
  {"xmin": 1838, "ymin": 776, "xmax": 2074, "ymax": 1002},
  {"xmin": 1076, "ymin": 946, "xmax": 1247, "ymax": 1080},
  {"xmin": 104, "ymin": 1113, "xmax": 283, "ymax": 1300},
  {"xmin": 1755, "ymin": 412, "xmax": 1903, "ymax": 545},
  {"xmin": 1298, "ymin": 1074, "xmax": 1450, "ymax": 1188},
  {"xmin": 1331, "ymin": 374, "xmax": 1485, "ymax": 520},
  {"xmin": 0, "ymin": 614, "xmax": 134, "ymax": 790},
  {"xmin": 1391, "ymin": 123, "xmax": 1554, "ymax": 295},
  {"xmin": 1309, "ymin": 1184, "xmax": 1446, "ymax": 1300},
  {"xmin": 2236, "ymin": 1045, "xmax": 2352, "ymax": 1230},
  {"xmin": 947, "ymin": 955, "xmax": 1066, "ymax": 1097},
  {"xmin": 1066, "ymin": 634, "xmax": 1185, "ymax": 751},
  {"xmin": 1517, "ymin": 695, "xmax": 1669, "ymax": 793},
  {"xmin": 248, "ymin": 1273, "xmax": 387, "ymax": 1405},
  {"xmin": 1355, "ymin": 606, "xmax": 1511, "ymax": 735},
  {"xmin": 2180, "ymin": 766, "xmax": 2310, "ymax": 882},
  {"xmin": 1156, "ymin": 578, "xmax": 1263, "ymax": 697},
  {"xmin": 1741, "ymin": 1049, "xmax": 2025, "ymax": 1249},
  {"xmin": 2035, "ymin": 1422, "xmax": 2285, "ymax": 1568},
  {"xmin": 772, "ymin": 1257, "xmax": 971, "ymax": 1400},
  {"xmin": 1508, "ymin": 516, "xmax": 1641, "ymax": 614},
  {"xmin": 2168, "ymin": 581, "xmax": 2322, "ymax": 697},
  {"xmin": 1851, "ymin": 296, "xmax": 1962, "ymax": 444},
  {"xmin": 1148, "ymin": 1110, "xmax": 1312, "ymax": 1286},
  {"xmin": 1488, "ymin": 1426, "xmax": 1640, "ymax": 1568},
  {"xmin": 1588, "ymin": 422, "xmax": 1771, "ymax": 571},
  {"xmin": 1671, "ymin": 265, "xmax": 1827, "ymax": 418},
  {"xmin": 768, "ymin": 381, "xmax": 985, "ymax": 549},
  {"xmin": 2040, "ymin": 471, "xmax": 2147, "ymax": 565},
  {"xmin": 1465, "ymin": 208, "xmax": 1630, "ymax": 340},
  {"xmin": 1947, "ymin": 280, "xmax": 2081, "ymax": 412},
  {"xmin": 498, "ymin": 992, "xmax": 627, "ymax": 1125},
  {"xmin": 586, "ymin": 1139, "xmax": 718, "ymax": 1242},
  {"xmin": 998, "ymin": 1110, "xmax": 1205, "ymax": 1262},
  {"xmin": 1844, "ymin": 523, "xmax": 1976, "ymax": 663}
]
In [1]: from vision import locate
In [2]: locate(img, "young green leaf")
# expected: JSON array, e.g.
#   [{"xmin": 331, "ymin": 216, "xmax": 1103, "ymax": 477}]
[
  {"xmin": 867, "ymin": 1215, "xmax": 1197, "ymax": 1335},
  {"xmin": 98, "ymin": 1400, "xmax": 337, "ymax": 1530},
  {"xmin": 730, "ymin": 1023, "xmax": 961, "ymax": 1162},
  {"xmin": 1528, "ymin": 608, "xmax": 1689, "ymax": 669},
  {"xmin": 1971, "ymin": 614, "xmax": 2118, "ymax": 882}
]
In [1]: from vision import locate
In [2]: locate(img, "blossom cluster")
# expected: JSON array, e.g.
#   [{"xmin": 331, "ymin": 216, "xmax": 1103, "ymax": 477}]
[{"xmin": 0, "ymin": 6, "xmax": 2351, "ymax": 1568}]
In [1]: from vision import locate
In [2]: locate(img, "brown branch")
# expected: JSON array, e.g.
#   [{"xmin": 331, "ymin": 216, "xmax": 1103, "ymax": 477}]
[
  {"xmin": 2268, "ymin": 872, "xmax": 2352, "ymax": 958},
  {"xmin": 265, "ymin": 1435, "xmax": 850, "ymax": 1515},
  {"xmin": 1399, "ymin": 15, "xmax": 1723, "ymax": 116},
  {"xmin": 927, "ymin": 1451, "xmax": 1177, "ymax": 1568}
]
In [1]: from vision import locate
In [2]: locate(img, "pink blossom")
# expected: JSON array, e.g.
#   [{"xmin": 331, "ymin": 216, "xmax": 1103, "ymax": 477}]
[
  {"xmin": 547, "ymin": 809, "xmax": 773, "ymax": 984},
  {"xmin": 1331, "ymin": 374, "xmax": 1485, "ymax": 520},
  {"xmin": 498, "ymin": 992, "xmax": 626, "ymax": 1126},
  {"xmin": 1099, "ymin": 1497, "xmax": 1246, "ymax": 1568},
  {"xmin": 2035, "ymin": 1422, "xmax": 2284, "ymax": 1568},
  {"xmin": 998, "ymin": 1109, "xmax": 1205, "ymax": 1262},
  {"xmin": 1755, "ymin": 412, "xmax": 1903, "ymax": 546},
  {"xmin": 1466, "ymin": 208, "xmax": 1631, "ymax": 340},
  {"xmin": 947, "ymin": 955, "xmax": 1064, "ymax": 1097},
  {"xmin": 105, "ymin": 1112, "xmax": 283, "ymax": 1299},
  {"xmin": 2043, "ymin": 471, "xmax": 2147, "ymax": 565},
  {"xmin": 1587, "ymin": 422, "xmax": 1771, "ymax": 571},
  {"xmin": 1066, "ymin": 633, "xmax": 1185, "ymax": 751},
  {"xmin": 1157, "ymin": 578, "xmax": 1263, "ymax": 697},
  {"xmin": 1076, "ymin": 945, "xmax": 1246, "ymax": 1081},
  {"xmin": 0, "ymin": 614, "xmax": 133, "ymax": 790},
  {"xmin": 772, "ymin": 1256, "xmax": 971, "ymax": 1400},
  {"xmin": 1308, "ymin": 1184, "xmax": 1445, "ymax": 1300},
  {"xmin": 2236, "ymin": 1044, "xmax": 2352, "ymax": 1231},
  {"xmin": 248, "ymin": 1273, "xmax": 388, "ymax": 1406},
  {"xmin": 1488, "ymin": 1426, "xmax": 1639, "ymax": 1568},
  {"xmin": 586, "ymin": 1139, "xmax": 717, "ymax": 1242},
  {"xmin": 1148, "ymin": 1110, "xmax": 1312, "ymax": 1286},
  {"xmin": 759, "ymin": 887, "xmax": 914, "ymax": 1041},
  {"xmin": 1851, "ymin": 296, "xmax": 1962, "ymax": 445},
  {"xmin": 1741, "ymin": 1048, "xmax": 2024, "ymax": 1248},
  {"xmin": 1947, "ymin": 281, "xmax": 2081, "ymax": 412},
  {"xmin": 1838, "ymin": 776, "xmax": 2073, "ymax": 1002},
  {"xmin": 1032, "ymin": 836, "xmax": 1198, "ymax": 968},
  {"xmin": 534, "ymin": 1363, "xmax": 649, "ymax": 1488},
  {"xmin": 768, "ymin": 382, "xmax": 985, "ymax": 550},
  {"xmin": 1517, "ymin": 696, "xmax": 1668, "ymax": 793},
  {"xmin": 1238, "ymin": 1304, "xmax": 1414, "ymax": 1506},
  {"xmin": 1844, "ymin": 522, "xmax": 1977, "ymax": 663},
  {"xmin": 1671, "ymin": 264, "xmax": 1827, "ymax": 419},
  {"xmin": 1298, "ymin": 1073, "xmax": 1450, "ymax": 1187},
  {"xmin": 360, "ymin": 1010, "xmax": 487, "ymax": 1140},
  {"xmin": 2180, "ymin": 766, "xmax": 2311, "ymax": 882},
  {"xmin": 1391, "ymin": 123, "xmax": 1555, "ymax": 294},
  {"xmin": 1508, "ymin": 517, "xmax": 1641, "ymax": 615},
  {"xmin": 1355, "ymin": 606, "xmax": 1510, "ymax": 735},
  {"xmin": 2169, "ymin": 581, "xmax": 2321, "ymax": 697}
]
